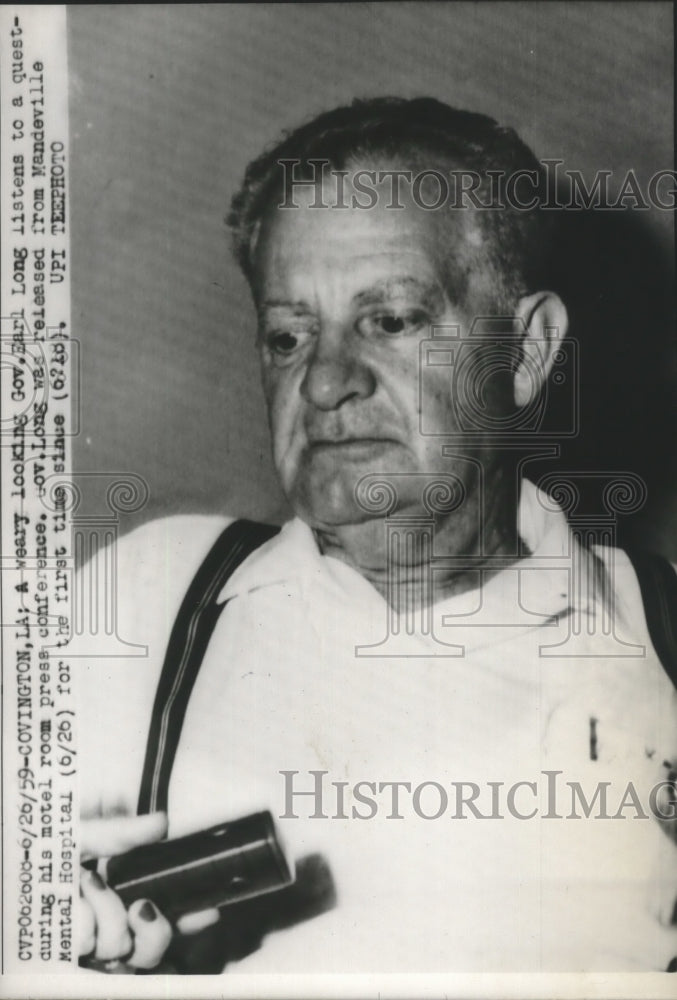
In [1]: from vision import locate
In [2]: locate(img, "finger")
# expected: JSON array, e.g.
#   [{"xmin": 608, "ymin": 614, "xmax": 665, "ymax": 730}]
[
  {"xmin": 176, "ymin": 907, "xmax": 221, "ymax": 935},
  {"xmin": 78, "ymin": 893, "xmax": 96, "ymax": 957},
  {"xmin": 126, "ymin": 900, "xmax": 173, "ymax": 970},
  {"xmin": 80, "ymin": 869, "xmax": 132, "ymax": 961},
  {"xmin": 81, "ymin": 812, "xmax": 167, "ymax": 861}
]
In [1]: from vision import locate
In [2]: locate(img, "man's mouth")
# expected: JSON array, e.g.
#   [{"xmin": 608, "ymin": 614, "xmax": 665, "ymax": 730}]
[
  {"xmin": 306, "ymin": 437, "xmax": 397, "ymax": 457},
  {"xmin": 309, "ymin": 436, "xmax": 389, "ymax": 445}
]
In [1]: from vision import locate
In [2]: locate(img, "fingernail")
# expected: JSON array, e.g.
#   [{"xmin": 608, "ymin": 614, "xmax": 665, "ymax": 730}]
[
  {"xmin": 138, "ymin": 900, "xmax": 156, "ymax": 922},
  {"xmin": 104, "ymin": 959, "xmax": 125, "ymax": 972},
  {"xmin": 89, "ymin": 870, "xmax": 106, "ymax": 890}
]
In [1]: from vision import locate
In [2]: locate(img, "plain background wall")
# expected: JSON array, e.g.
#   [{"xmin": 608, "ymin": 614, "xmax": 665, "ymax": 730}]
[{"xmin": 67, "ymin": 3, "xmax": 676, "ymax": 551}]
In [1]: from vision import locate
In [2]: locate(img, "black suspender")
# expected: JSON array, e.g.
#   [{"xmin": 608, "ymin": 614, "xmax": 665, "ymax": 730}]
[
  {"xmin": 137, "ymin": 531, "xmax": 677, "ymax": 816},
  {"xmin": 136, "ymin": 519, "xmax": 280, "ymax": 815},
  {"xmin": 624, "ymin": 548, "xmax": 677, "ymax": 690}
]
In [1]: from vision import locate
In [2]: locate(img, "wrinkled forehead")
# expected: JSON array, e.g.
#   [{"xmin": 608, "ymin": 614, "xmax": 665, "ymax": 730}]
[{"xmin": 251, "ymin": 162, "xmax": 489, "ymax": 308}]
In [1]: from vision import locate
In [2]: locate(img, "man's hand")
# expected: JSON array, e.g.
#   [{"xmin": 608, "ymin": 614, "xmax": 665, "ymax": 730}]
[{"xmin": 79, "ymin": 812, "xmax": 220, "ymax": 972}]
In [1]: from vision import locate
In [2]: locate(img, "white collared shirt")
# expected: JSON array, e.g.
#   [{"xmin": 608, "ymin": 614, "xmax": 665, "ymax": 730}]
[{"xmin": 78, "ymin": 481, "xmax": 677, "ymax": 972}]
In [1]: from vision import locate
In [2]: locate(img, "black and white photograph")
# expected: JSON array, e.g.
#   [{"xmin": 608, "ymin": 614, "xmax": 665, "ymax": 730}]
[{"xmin": 0, "ymin": 3, "xmax": 675, "ymax": 996}]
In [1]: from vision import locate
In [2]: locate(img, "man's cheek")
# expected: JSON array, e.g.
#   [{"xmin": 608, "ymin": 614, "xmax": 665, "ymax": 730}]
[
  {"xmin": 267, "ymin": 375, "xmax": 295, "ymax": 432},
  {"xmin": 270, "ymin": 398, "xmax": 306, "ymax": 471},
  {"xmin": 418, "ymin": 374, "xmax": 456, "ymax": 436}
]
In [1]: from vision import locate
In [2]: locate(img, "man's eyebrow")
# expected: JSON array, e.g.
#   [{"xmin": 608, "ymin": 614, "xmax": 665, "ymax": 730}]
[
  {"xmin": 259, "ymin": 278, "xmax": 445, "ymax": 314},
  {"xmin": 352, "ymin": 277, "xmax": 444, "ymax": 309},
  {"xmin": 259, "ymin": 299, "xmax": 314, "ymax": 314}
]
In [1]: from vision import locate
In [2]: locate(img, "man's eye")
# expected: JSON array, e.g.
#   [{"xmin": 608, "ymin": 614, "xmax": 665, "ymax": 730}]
[
  {"xmin": 356, "ymin": 310, "xmax": 429, "ymax": 338},
  {"xmin": 269, "ymin": 331, "xmax": 300, "ymax": 354},
  {"xmin": 265, "ymin": 329, "xmax": 313, "ymax": 358}
]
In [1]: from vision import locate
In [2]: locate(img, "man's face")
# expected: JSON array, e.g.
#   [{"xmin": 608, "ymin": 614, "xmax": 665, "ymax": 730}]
[{"xmin": 252, "ymin": 172, "xmax": 511, "ymax": 529}]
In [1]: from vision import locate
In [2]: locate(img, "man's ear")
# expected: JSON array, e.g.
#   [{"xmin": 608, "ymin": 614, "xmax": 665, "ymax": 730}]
[{"xmin": 513, "ymin": 291, "xmax": 569, "ymax": 408}]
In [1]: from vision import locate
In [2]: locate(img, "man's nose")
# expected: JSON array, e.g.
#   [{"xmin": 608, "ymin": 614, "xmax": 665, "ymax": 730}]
[{"xmin": 300, "ymin": 330, "xmax": 376, "ymax": 411}]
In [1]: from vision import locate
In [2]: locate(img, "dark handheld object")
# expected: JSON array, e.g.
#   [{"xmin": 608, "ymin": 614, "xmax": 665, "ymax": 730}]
[{"xmin": 105, "ymin": 811, "xmax": 293, "ymax": 922}]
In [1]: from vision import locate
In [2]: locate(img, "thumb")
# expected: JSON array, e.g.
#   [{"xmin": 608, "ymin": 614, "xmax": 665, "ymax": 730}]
[{"xmin": 81, "ymin": 812, "xmax": 168, "ymax": 861}]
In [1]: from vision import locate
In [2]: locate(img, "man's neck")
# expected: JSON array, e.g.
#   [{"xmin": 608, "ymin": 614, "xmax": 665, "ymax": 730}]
[{"xmin": 313, "ymin": 476, "xmax": 523, "ymax": 609}]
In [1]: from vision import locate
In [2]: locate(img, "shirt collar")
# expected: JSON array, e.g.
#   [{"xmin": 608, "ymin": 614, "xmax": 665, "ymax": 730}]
[
  {"xmin": 217, "ymin": 478, "xmax": 604, "ymax": 619},
  {"xmin": 217, "ymin": 516, "xmax": 325, "ymax": 603}
]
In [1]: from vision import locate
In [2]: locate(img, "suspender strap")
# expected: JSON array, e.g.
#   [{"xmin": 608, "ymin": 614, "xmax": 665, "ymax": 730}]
[
  {"xmin": 624, "ymin": 547, "xmax": 677, "ymax": 690},
  {"xmin": 137, "ymin": 519, "xmax": 281, "ymax": 815}
]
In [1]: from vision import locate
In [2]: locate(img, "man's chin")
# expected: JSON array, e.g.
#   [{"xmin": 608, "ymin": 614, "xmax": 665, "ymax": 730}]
[
  {"xmin": 282, "ymin": 449, "xmax": 420, "ymax": 527},
  {"xmin": 287, "ymin": 478, "xmax": 375, "ymax": 530},
  {"xmin": 294, "ymin": 497, "xmax": 374, "ymax": 530}
]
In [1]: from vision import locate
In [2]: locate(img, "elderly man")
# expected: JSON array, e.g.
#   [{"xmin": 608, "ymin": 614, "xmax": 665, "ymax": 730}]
[{"xmin": 77, "ymin": 98, "xmax": 676, "ymax": 974}]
